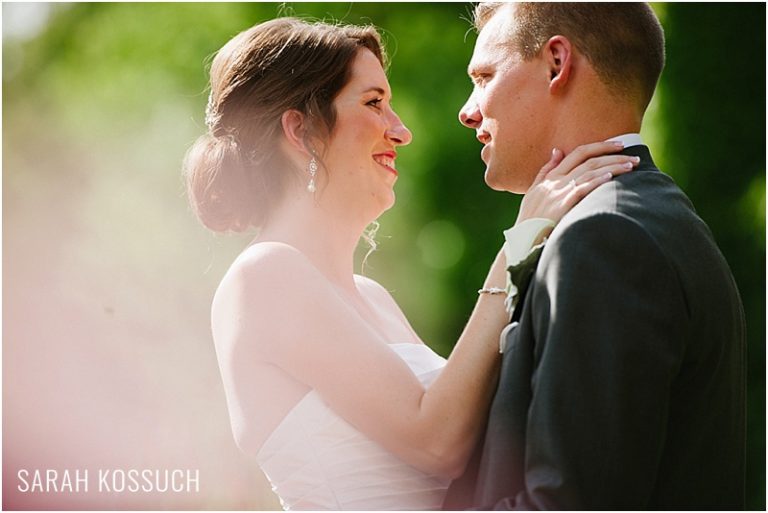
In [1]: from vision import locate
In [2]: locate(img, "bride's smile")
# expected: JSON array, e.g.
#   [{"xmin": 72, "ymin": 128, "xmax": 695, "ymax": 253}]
[{"xmin": 372, "ymin": 151, "xmax": 397, "ymax": 176}]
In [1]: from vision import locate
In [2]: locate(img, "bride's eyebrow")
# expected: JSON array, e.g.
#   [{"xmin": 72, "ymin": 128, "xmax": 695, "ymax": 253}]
[{"xmin": 361, "ymin": 86, "xmax": 387, "ymax": 96}]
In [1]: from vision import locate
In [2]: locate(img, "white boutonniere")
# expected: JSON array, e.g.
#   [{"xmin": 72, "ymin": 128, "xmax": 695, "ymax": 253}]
[{"xmin": 502, "ymin": 218, "xmax": 555, "ymax": 316}]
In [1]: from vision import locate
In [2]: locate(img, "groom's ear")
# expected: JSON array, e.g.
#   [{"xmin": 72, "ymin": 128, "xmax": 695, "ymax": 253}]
[{"xmin": 543, "ymin": 36, "xmax": 573, "ymax": 94}]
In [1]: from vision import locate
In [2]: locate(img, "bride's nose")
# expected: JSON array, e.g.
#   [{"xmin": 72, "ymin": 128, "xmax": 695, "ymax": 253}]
[{"xmin": 385, "ymin": 110, "xmax": 412, "ymax": 146}]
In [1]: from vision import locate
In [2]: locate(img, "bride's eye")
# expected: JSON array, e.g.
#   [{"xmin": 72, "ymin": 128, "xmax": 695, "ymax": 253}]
[{"xmin": 366, "ymin": 98, "xmax": 383, "ymax": 109}]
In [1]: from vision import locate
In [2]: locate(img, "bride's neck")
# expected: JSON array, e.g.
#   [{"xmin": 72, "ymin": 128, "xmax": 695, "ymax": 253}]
[{"xmin": 256, "ymin": 192, "xmax": 366, "ymax": 293}]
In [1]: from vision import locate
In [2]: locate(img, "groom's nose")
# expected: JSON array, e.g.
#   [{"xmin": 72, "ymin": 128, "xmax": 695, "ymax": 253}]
[{"xmin": 459, "ymin": 94, "xmax": 483, "ymax": 129}]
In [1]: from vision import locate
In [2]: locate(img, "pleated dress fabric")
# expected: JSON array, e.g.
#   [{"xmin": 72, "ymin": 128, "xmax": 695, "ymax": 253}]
[{"xmin": 256, "ymin": 343, "xmax": 451, "ymax": 510}]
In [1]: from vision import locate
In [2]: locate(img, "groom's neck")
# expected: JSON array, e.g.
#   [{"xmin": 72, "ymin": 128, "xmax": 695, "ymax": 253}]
[{"xmin": 550, "ymin": 88, "xmax": 643, "ymax": 155}]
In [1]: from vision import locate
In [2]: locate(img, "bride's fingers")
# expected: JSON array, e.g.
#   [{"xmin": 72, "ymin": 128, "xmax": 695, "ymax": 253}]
[
  {"xmin": 571, "ymin": 172, "xmax": 615, "ymax": 198},
  {"xmin": 569, "ymin": 159, "xmax": 638, "ymax": 186},
  {"xmin": 552, "ymin": 161, "xmax": 640, "ymax": 213},
  {"xmin": 518, "ymin": 146, "xmax": 639, "ymax": 224},
  {"xmin": 549, "ymin": 141, "xmax": 626, "ymax": 176},
  {"xmin": 565, "ymin": 154, "xmax": 640, "ymax": 179},
  {"xmin": 569, "ymin": 162, "xmax": 636, "ymax": 197},
  {"xmin": 532, "ymin": 148, "xmax": 565, "ymax": 185}
]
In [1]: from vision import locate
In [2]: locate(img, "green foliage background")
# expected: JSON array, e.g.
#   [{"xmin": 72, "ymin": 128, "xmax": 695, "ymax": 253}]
[{"xmin": 3, "ymin": 2, "xmax": 764, "ymax": 509}]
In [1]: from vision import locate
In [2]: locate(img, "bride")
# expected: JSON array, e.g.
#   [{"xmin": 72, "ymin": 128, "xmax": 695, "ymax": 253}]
[{"xmin": 184, "ymin": 18, "xmax": 638, "ymax": 510}]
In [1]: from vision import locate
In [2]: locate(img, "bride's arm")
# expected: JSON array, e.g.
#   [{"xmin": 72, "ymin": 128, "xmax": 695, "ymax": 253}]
[{"xmin": 216, "ymin": 141, "xmax": 638, "ymax": 479}]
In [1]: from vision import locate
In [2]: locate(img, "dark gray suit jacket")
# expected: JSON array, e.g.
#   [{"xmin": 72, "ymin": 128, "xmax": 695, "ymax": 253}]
[{"xmin": 445, "ymin": 146, "xmax": 746, "ymax": 510}]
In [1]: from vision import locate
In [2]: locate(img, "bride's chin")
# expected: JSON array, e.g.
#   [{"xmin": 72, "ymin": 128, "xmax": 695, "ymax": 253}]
[
  {"xmin": 362, "ymin": 187, "xmax": 396, "ymax": 221},
  {"xmin": 380, "ymin": 191, "xmax": 396, "ymax": 213}
]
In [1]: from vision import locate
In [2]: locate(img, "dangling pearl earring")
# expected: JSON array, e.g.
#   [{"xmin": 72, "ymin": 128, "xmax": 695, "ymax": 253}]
[{"xmin": 307, "ymin": 157, "xmax": 318, "ymax": 193}]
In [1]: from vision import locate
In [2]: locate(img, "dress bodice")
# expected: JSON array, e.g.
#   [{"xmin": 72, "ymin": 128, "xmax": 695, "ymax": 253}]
[{"xmin": 256, "ymin": 343, "xmax": 450, "ymax": 510}]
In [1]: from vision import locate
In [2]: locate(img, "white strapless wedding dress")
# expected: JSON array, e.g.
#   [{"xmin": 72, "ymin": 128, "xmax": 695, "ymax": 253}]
[{"xmin": 256, "ymin": 343, "xmax": 450, "ymax": 510}]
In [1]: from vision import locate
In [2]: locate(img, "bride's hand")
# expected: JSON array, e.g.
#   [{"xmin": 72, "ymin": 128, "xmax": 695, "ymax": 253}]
[{"xmin": 517, "ymin": 141, "xmax": 640, "ymax": 225}]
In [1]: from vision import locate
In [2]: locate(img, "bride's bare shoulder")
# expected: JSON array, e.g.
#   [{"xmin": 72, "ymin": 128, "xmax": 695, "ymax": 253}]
[
  {"xmin": 212, "ymin": 242, "xmax": 323, "ymax": 325},
  {"xmin": 354, "ymin": 275, "xmax": 404, "ymax": 314},
  {"xmin": 354, "ymin": 274, "xmax": 391, "ymax": 299},
  {"xmin": 234, "ymin": 241, "xmax": 308, "ymax": 268},
  {"xmin": 221, "ymin": 242, "xmax": 316, "ymax": 285}
]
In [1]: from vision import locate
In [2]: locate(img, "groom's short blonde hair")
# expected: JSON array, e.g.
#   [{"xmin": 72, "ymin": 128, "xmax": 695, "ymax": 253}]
[{"xmin": 474, "ymin": 2, "xmax": 665, "ymax": 112}]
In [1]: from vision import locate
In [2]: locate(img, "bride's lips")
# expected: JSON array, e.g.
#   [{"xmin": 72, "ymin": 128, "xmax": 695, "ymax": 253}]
[{"xmin": 373, "ymin": 151, "xmax": 398, "ymax": 176}]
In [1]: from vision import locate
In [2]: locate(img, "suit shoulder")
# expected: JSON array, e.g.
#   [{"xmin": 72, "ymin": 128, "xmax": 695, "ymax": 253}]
[
  {"xmin": 550, "ymin": 210, "xmax": 654, "ymax": 243},
  {"xmin": 543, "ymin": 211, "xmax": 674, "ymax": 278}
]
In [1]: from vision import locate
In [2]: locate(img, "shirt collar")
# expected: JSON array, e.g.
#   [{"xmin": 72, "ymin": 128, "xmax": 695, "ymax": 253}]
[{"xmin": 605, "ymin": 133, "xmax": 644, "ymax": 148}]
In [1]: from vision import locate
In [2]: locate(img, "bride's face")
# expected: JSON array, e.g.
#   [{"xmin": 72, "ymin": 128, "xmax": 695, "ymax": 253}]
[{"xmin": 320, "ymin": 49, "xmax": 412, "ymax": 218}]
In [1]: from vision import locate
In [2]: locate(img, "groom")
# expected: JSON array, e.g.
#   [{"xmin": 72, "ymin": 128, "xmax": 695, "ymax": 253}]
[{"xmin": 445, "ymin": 3, "xmax": 746, "ymax": 510}]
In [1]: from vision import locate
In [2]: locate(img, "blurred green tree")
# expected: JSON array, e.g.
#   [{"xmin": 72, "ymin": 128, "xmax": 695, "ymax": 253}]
[{"xmin": 653, "ymin": 4, "xmax": 766, "ymax": 509}]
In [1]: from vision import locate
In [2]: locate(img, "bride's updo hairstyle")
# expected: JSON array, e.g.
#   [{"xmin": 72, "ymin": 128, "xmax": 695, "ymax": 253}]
[{"xmin": 184, "ymin": 18, "xmax": 385, "ymax": 232}]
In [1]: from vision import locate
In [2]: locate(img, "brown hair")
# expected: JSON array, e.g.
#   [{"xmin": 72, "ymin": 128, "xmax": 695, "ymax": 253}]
[
  {"xmin": 184, "ymin": 18, "xmax": 385, "ymax": 232},
  {"xmin": 474, "ymin": 2, "xmax": 665, "ymax": 110}
]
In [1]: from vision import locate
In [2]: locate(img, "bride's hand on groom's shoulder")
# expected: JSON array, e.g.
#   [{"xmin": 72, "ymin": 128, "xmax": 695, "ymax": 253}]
[{"xmin": 517, "ymin": 141, "xmax": 640, "ymax": 226}]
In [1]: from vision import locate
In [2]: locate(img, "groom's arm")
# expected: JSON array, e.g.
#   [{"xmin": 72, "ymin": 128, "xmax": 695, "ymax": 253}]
[{"xmin": 495, "ymin": 212, "xmax": 687, "ymax": 510}]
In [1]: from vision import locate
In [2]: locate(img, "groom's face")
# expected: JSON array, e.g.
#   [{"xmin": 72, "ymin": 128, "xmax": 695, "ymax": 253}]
[{"xmin": 459, "ymin": 4, "xmax": 552, "ymax": 193}]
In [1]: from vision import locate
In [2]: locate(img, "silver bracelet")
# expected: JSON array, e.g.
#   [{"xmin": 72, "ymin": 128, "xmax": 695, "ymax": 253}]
[{"xmin": 478, "ymin": 287, "xmax": 506, "ymax": 295}]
